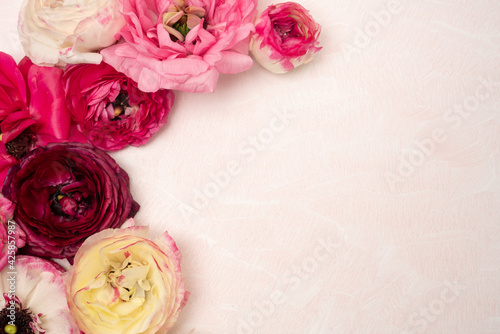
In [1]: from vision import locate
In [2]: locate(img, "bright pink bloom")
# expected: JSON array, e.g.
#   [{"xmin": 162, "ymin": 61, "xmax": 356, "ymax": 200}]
[
  {"xmin": 0, "ymin": 52, "xmax": 73, "ymax": 184},
  {"xmin": 63, "ymin": 62, "xmax": 174, "ymax": 151},
  {"xmin": 101, "ymin": 0, "xmax": 257, "ymax": 93},
  {"xmin": 250, "ymin": 2, "xmax": 321, "ymax": 73}
]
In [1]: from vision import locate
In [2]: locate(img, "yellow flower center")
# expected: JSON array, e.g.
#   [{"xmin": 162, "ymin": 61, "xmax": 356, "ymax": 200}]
[
  {"xmin": 4, "ymin": 324, "xmax": 17, "ymax": 334},
  {"xmin": 106, "ymin": 257, "xmax": 151, "ymax": 303},
  {"xmin": 162, "ymin": 0, "xmax": 206, "ymax": 42},
  {"xmin": 88, "ymin": 253, "xmax": 152, "ymax": 318}
]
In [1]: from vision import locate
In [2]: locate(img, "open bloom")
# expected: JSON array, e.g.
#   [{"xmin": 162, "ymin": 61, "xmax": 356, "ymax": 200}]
[
  {"xmin": 0, "ymin": 52, "xmax": 73, "ymax": 185},
  {"xmin": 2, "ymin": 143, "xmax": 139, "ymax": 259},
  {"xmin": 101, "ymin": 0, "xmax": 257, "ymax": 93},
  {"xmin": 18, "ymin": 0, "xmax": 126, "ymax": 67},
  {"xmin": 63, "ymin": 62, "xmax": 175, "ymax": 151},
  {"xmin": 250, "ymin": 2, "xmax": 321, "ymax": 73},
  {"xmin": 0, "ymin": 256, "xmax": 79, "ymax": 333},
  {"xmin": 67, "ymin": 224, "xmax": 189, "ymax": 334}
]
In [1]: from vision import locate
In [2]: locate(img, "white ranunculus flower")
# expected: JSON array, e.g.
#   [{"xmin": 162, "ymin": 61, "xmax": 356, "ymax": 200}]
[
  {"xmin": 18, "ymin": 0, "xmax": 126, "ymax": 67},
  {"xmin": 0, "ymin": 256, "xmax": 79, "ymax": 333},
  {"xmin": 66, "ymin": 223, "xmax": 189, "ymax": 334}
]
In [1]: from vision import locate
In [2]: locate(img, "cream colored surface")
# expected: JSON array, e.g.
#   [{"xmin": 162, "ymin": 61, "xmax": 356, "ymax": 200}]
[{"xmin": 1, "ymin": 0, "xmax": 499, "ymax": 333}]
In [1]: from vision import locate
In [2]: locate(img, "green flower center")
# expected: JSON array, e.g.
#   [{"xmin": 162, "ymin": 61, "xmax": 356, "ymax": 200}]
[
  {"xmin": 162, "ymin": 0, "xmax": 206, "ymax": 42},
  {"xmin": 4, "ymin": 324, "xmax": 17, "ymax": 334},
  {"xmin": 0, "ymin": 297, "xmax": 44, "ymax": 334}
]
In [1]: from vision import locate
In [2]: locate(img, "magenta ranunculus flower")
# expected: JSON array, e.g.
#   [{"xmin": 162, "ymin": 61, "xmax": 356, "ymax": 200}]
[
  {"xmin": 0, "ymin": 52, "xmax": 74, "ymax": 184},
  {"xmin": 63, "ymin": 62, "xmax": 175, "ymax": 151},
  {"xmin": 2, "ymin": 142, "xmax": 140, "ymax": 260},
  {"xmin": 67, "ymin": 223, "xmax": 189, "ymax": 333},
  {"xmin": 250, "ymin": 2, "xmax": 322, "ymax": 73},
  {"xmin": 100, "ymin": 0, "xmax": 258, "ymax": 93}
]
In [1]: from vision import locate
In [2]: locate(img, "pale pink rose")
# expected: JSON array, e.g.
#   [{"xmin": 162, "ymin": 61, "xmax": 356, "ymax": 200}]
[
  {"xmin": 66, "ymin": 223, "xmax": 189, "ymax": 334},
  {"xmin": 101, "ymin": 0, "xmax": 257, "ymax": 93},
  {"xmin": 18, "ymin": 0, "xmax": 126, "ymax": 67},
  {"xmin": 250, "ymin": 2, "xmax": 322, "ymax": 73},
  {"xmin": 0, "ymin": 256, "xmax": 79, "ymax": 333}
]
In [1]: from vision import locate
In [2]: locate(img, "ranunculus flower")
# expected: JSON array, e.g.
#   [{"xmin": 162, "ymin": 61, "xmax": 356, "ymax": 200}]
[
  {"xmin": 250, "ymin": 2, "xmax": 322, "ymax": 73},
  {"xmin": 0, "ymin": 256, "xmax": 79, "ymax": 333},
  {"xmin": 2, "ymin": 142, "xmax": 140, "ymax": 259},
  {"xmin": 0, "ymin": 196, "xmax": 25, "ymax": 272},
  {"xmin": 18, "ymin": 0, "xmax": 126, "ymax": 67},
  {"xmin": 67, "ymin": 223, "xmax": 189, "ymax": 334},
  {"xmin": 100, "ymin": 0, "xmax": 257, "ymax": 93},
  {"xmin": 63, "ymin": 62, "xmax": 175, "ymax": 151},
  {"xmin": 0, "ymin": 52, "xmax": 73, "ymax": 185}
]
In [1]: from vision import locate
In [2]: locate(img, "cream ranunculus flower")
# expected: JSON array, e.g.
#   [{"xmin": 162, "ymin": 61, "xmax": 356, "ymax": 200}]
[
  {"xmin": 66, "ymin": 222, "xmax": 189, "ymax": 334},
  {"xmin": 18, "ymin": 0, "xmax": 126, "ymax": 67}
]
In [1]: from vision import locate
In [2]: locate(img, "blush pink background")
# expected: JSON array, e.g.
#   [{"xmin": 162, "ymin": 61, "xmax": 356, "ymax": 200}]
[{"xmin": 1, "ymin": 0, "xmax": 500, "ymax": 333}]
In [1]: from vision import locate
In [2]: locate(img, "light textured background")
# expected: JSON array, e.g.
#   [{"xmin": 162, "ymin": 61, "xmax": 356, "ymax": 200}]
[{"xmin": 2, "ymin": 0, "xmax": 500, "ymax": 333}]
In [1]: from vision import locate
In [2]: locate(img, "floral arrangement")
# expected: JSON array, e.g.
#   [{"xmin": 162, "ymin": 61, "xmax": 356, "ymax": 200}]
[{"xmin": 0, "ymin": 0, "xmax": 321, "ymax": 332}]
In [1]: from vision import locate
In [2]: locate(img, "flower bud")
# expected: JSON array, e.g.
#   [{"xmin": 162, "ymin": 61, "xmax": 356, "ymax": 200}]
[{"xmin": 250, "ymin": 2, "xmax": 322, "ymax": 73}]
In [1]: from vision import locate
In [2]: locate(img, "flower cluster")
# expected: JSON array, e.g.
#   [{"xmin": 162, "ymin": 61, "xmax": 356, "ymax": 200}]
[{"xmin": 1, "ymin": 0, "xmax": 321, "ymax": 332}]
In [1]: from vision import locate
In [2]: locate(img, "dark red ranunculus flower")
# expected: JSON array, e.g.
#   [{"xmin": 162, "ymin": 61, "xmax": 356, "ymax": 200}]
[{"xmin": 2, "ymin": 142, "xmax": 140, "ymax": 259}]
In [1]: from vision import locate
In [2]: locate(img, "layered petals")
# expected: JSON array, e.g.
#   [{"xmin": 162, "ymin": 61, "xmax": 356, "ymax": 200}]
[
  {"xmin": 0, "ymin": 53, "xmax": 74, "ymax": 185},
  {"xmin": 63, "ymin": 62, "xmax": 174, "ymax": 151},
  {"xmin": 250, "ymin": 2, "xmax": 322, "ymax": 73},
  {"xmin": 67, "ymin": 224, "xmax": 189, "ymax": 334},
  {"xmin": 0, "ymin": 256, "xmax": 79, "ymax": 333},
  {"xmin": 18, "ymin": 0, "xmax": 126, "ymax": 67},
  {"xmin": 101, "ymin": 0, "xmax": 257, "ymax": 93},
  {"xmin": 2, "ymin": 143, "xmax": 140, "ymax": 259}
]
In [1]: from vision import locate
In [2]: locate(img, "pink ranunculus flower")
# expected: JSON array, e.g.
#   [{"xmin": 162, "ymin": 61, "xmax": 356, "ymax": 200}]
[
  {"xmin": 0, "ymin": 52, "xmax": 74, "ymax": 185},
  {"xmin": 63, "ymin": 62, "xmax": 175, "ymax": 151},
  {"xmin": 100, "ymin": 0, "xmax": 258, "ymax": 93},
  {"xmin": 0, "ymin": 196, "xmax": 25, "ymax": 272},
  {"xmin": 66, "ymin": 223, "xmax": 189, "ymax": 334},
  {"xmin": 250, "ymin": 2, "xmax": 322, "ymax": 73},
  {"xmin": 0, "ymin": 256, "xmax": 79, "ymax": 333},
  {"xmin": 18, "ymin": 0, "xmax": 126, "ymax": 67}
]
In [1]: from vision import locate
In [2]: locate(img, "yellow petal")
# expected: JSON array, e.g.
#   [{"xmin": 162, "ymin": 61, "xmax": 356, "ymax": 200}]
[
  {"xmin": 92, "ymin": 283, "xmax": 120, "ymax": 306},
  {"xmin": 120, "ymin": 265, "xmax": 149, "ymax": 287}
]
